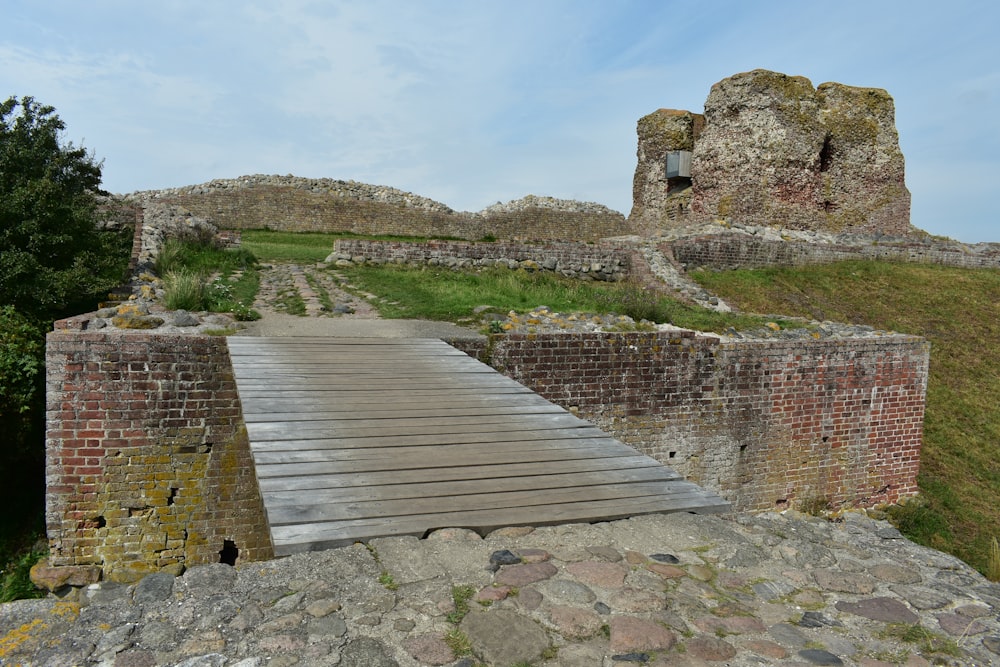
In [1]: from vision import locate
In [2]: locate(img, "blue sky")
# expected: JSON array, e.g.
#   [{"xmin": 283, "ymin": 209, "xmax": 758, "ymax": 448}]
[{"xmin": 2, "ymin": 1, "xmax": 997, "ymax": 242}]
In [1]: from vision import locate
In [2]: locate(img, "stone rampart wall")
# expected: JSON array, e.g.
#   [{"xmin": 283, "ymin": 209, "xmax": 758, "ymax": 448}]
[
  {"xmin": 670, "ymin": 234, "xmax": 1000, "ymax": 271},
  {"xmin": 155, "ymin": 187, "xmax": 630, "ymax": 241},
  {"xmin": 453, "ymin": 331, "xmax": 929, "ymax": 512},
  {"xmin": 332, "ymin": 239, "xmax": 631, "ymax": 281},
  {"xmin": 44, "ymin": 329, "xmax": 273, "ymax": 584}
]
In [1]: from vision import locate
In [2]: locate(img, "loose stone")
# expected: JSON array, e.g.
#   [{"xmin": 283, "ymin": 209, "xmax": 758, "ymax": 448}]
[
  {"xmin": 488, "ymin": 549, "xmax": 520, "ymax": 570},
  {"xmin": 649, "ymin": 553, "xmax": 680, "ymax": 564}
]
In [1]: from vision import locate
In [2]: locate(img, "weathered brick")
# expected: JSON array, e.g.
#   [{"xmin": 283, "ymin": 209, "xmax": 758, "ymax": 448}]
[{"xmin": 44, "ymin": 330, "xmax": 274, "ymax": 584}]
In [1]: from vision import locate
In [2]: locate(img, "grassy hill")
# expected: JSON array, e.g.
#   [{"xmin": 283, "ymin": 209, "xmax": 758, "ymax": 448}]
[{"xmin": 691, "ymin": 260, "xmax": 1000, "ymax": 577}]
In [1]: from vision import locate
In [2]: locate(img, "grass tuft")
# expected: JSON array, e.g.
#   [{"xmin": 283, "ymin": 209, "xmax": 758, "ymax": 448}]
[
  {"xmin": 447, "ymin": 584, "xmax": 476, "ymax": 624},
  {"xmin": 989, "ymin": 537, "xmax": 1000, "ymax": 582},
  {"xmin": 0, "ymin": 542, "xmax": 46, "ymax": 603},
  {"xmin": 161, "ymin": 269, "xmax": 206, "ymax": 311}
]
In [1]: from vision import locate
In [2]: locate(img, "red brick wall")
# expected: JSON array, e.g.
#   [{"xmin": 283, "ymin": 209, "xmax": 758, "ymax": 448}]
[
  {"xmin": 459, "ymin": 331, "xmax": 929, "ymax": 512},
  {"xmin": 45, "ymin": 330, "xmax": 273, "ymax": 583}
]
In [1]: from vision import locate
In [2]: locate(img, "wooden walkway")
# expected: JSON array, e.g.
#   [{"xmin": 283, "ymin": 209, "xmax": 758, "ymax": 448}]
[{"xmin": 227, "ymin": 336, "xmax": 729, "ymax": 555}]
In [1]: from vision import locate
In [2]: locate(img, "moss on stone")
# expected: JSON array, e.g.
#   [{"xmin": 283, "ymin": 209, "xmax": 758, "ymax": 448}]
[{"xmin": 111, "ymin": 315, "xmax": 164, "ymax": 329}]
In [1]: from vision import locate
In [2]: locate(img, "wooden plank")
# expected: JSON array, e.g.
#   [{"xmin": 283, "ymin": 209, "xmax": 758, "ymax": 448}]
[
  {"xmin": 254, "ymin": 442, "xmax": 629, "ymax": 468},
  {"xmin": 248, "ymin": 429, "xmax": 613, "ymax": 451},
  {"xmin": 237, "ymin": 392, "xmax": 550, "ymax": 412},
  {"xmin": 234, "ymin": 377, "xmax": 526, "ymax": 393},
  {"xmin": 270, "ymin": 491, "xmax": 731, "ymax": 554},
  {"xmin": 254, "ymin": 445, "xmax": 641, "ymax": 477},
  {"xmin": 241, "ymin": 403, "xmax": 566, "ymax": 423},
  {"xmin": 251, "ymin": 438, "xmax": 636, "ymax": 465},
  {"xmin": 244, "ymin": 414, "xmax": 593, "ymax": 440},
  {"xmin": 266, "ymin": 480, "xmax": 698, "ymax": 524},
  {"xmin": 261, "ymin": 467, "xmax": 681, "ymax": 506},
  {"xmin": 257, "ymin": 455, "xmax": 671, "ymax": 492}
]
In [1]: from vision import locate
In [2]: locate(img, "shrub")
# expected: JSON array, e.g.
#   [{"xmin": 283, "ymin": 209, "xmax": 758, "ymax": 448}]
[{"xmin": 161, "ymin": 269, "xmax": 207, "ymax": 311}]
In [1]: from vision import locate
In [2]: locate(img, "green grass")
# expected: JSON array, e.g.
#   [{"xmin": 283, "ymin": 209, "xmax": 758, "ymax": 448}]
[
  {"xmin": 879, "ymin": 623, "xmax": 962, "ymax": 659},
  {"xmin": 155, "ymin": 238, "xmax": 260, "ymax": 319},
  {"xmin": 161, "ymin": 269, "xmax": 207, "ymax": 310},
  {"xmin": 692, "ymin": 260, "xmax": 1000, "ymax": 576},
  {"xmin": 156, "ymin": 237, "xmax": 257, "ymax": 275},
  {"xmin": 0, "ymin": 538, "xmax": 46, "ymax": 603},
  {"xmin": 241, "ymin": 230, "xmax": 342, "ymax": 263},
  {"xmin": 240, "ymin": 229, "xmax": 463, "ymax": 264},
  {"xmin": 337, "ymin": 263, "xmax": 794, "ymax": 332},
  {"xmin": 447, "ymin": 584, "xmax": 477, "ymax": 624}
]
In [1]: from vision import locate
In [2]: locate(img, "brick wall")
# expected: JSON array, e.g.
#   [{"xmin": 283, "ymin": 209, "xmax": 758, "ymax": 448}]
[
  {"xmin": 454, "ymin": 331, "xmax": 929, "ymax": 512},
  {"xmin": 333, "ymin": 239, "xmax": 631, "ymax": 281},
  {"xmin": 671, "ymin": 234, "xmax": 1000, "ymax": 271},
  {"xmin": 44, "ymin": 329, "xmax": 273, "ymax": 584},
  {"xmin": 158, "ymin": 186, "xmax": 631, "ymax": 241}
]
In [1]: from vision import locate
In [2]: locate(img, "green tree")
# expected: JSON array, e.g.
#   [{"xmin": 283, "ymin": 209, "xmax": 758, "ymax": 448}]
[
  {"xmin": 0, "ymin": 97, "xmax": 131, "ymax": 599},
  {"xmin": 0, "ymin": 96, "xmax": 128, "ymax": 321}
]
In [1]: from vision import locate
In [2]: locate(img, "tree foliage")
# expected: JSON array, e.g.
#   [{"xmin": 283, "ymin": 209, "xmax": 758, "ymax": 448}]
[
  {"xmin": 0, "ymin": 96, "xmax": 129, "ymax": 321},
  {"xmin": 0, "ymin": 97, "xmax": 132, "ymax": 597},
  {"xmin": 0, "ymin": 306, "xmax": 44, "ymax": 417}
]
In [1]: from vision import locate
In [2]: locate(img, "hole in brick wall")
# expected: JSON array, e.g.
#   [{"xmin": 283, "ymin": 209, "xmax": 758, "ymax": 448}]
[
  {"xmin": 739, "ymin": 444, "xmax": 747, "ymax": 453},
  {"xmin": 167, "ymin": 488, "xmax": 178, "ymax": 506},
  {"xmin": 219, "ymin": 540, "xmax": 238, "ymax": 566},
  {"xmin": 822, "ymin": 436, "xmax": 829, "ymax": 443},
  {"xmin": 201, "ymin": 442, "xmax": 214, "ymax": 454},
  {"xmin": 668, "ymin": 451, "xmax": 676, "ymax": 459}
]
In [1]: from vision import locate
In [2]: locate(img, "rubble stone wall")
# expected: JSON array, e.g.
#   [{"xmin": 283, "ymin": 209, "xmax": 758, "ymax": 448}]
[
  {"xmin": 332, "ymin": 239, "xmax": 632, "ymax": 281},
  {"xmin": 146, "ymin": 182, "xmax": 630, "ymax": 242},
  {"xmin": 670, "ymin": 234, "xmax": 1000, "ymax": 271}
]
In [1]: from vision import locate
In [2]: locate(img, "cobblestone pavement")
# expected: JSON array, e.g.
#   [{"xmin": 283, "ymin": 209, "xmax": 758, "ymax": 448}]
[{"xmin": 4, "ymin": 512, "xmax": 999, "ymax": 666}]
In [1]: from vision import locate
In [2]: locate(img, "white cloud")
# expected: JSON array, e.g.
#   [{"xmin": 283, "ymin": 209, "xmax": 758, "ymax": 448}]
[{"xmin": 1, "ymin": 0, "xmax": 997, "ymax": 239}]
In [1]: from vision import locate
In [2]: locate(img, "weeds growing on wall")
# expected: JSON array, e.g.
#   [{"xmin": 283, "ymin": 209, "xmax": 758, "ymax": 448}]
[
  {"xmin": 0, "ymin": 540, "xmax": 46, "ymax": 603},
  {"xmin": 692, "ymin": 260, "xmax": 1000, "ymax": 577},
  {"xmin": 157, "ymin": 238, "xmax": 260, "ymax": 320},
  {"xmin": 336, "ymin": 263, "xmax": 787, "ymax": 333}
]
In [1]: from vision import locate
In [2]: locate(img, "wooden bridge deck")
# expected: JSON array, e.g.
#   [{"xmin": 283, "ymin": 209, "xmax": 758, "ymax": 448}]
[{"xmin": 227, "ymin": 336, "xmax": 729, "ymax": 555}]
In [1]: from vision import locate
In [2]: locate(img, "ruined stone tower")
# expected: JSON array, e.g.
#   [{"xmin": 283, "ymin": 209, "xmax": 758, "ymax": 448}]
[{"xmin": 630, "ymin": 69, "xmax": 912, "ymax": 235}]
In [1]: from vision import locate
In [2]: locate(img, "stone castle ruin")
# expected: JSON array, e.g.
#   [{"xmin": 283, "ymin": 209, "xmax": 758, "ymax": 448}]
[
  {"xmin": 630, "ymin": 69, "xmax": 912, "ymax": 235},
  {"xmin": 36, "ymin": 69, "xmax": 1000, "ymax": 587}
]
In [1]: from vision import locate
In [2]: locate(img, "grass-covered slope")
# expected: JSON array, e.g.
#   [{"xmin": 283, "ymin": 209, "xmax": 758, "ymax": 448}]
[{"xmin": 692, "ymin": 261, "xmax": 1000, "ymax": 576}]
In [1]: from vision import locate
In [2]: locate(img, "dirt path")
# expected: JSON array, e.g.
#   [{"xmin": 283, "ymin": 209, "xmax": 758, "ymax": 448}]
[
  {"xmin": 252, "ymin": 262, "xmax": 380, "ymax": 319},
  {"xmin": 239, "ymin": 262, "xmax": 482, "ymax": 340}
]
